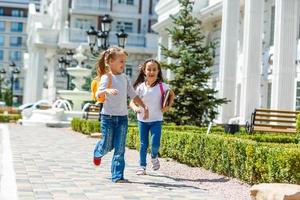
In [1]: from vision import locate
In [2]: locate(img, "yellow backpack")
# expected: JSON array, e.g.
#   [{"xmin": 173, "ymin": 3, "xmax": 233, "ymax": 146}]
[{"xmin": 91, "ymin": 73, "xmax": 112, "ymax": 103}]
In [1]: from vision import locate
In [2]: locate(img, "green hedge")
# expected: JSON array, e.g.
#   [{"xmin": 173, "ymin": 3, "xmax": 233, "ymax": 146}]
[
  {"xmin": 0, "ymin": 114, "xmax": 21, "ymax": 122},
  {"xmin": 127, "ymin": 127, "xmax": 300, "ymax": 184},
  {"xmin": 71, "ymin": 118, "xmax": 99, "ymax": 135}
]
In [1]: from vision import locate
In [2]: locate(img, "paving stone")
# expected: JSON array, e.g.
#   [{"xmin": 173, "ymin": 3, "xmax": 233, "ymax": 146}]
[{"xmin": 3, "ymin": 124, "xmax": 223, "ymax": 200}]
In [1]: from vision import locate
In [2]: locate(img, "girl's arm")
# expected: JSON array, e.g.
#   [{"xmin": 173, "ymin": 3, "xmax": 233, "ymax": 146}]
[
  {"xmin": 133, "ymin": 96, "xmax": 149, "ymax": 119},
  {"xmin": 129, "ymin": 99, "xmax": 141, "ymax": 113},
  {"xmin": 161, "ymin": 89, "xmax": 175, "ymax": 113}
]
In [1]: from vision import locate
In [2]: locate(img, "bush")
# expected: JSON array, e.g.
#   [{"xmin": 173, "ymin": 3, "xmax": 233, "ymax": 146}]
[
  {"xmin": 71, "ymin": 118, "xmax": 100, "ymax": 135},
  {"xmin": 0, "ymin": 114, "xmax": 21, "ymax": 122},
  {"xmin": 127, "ymin": 127, "xmax": 300, "ymax": 184}
]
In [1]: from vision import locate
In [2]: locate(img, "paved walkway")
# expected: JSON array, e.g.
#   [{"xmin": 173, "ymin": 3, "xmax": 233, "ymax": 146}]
[{"xmin": 0, "ymin": 124, "xmax": 223, "ymax": 200}]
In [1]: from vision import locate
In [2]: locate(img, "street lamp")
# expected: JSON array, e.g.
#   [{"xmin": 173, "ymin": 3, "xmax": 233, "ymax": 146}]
[
  {"xmin": 58, "ymin": 50, "xmax": 79, "ymax": 90},
  {"xmin": 5, "ymin": 61, "xmax": 20, "ymax": 106},
  {"xmin": 86, "ymin": 14, "xmax": 128, "ymax": 55},
  {"xmin": 0, "ymin": 68, "xmax": 6, "ymax": 100}
]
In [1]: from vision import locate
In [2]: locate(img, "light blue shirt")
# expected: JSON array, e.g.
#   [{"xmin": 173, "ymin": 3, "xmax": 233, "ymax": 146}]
[{"xmin": 96, "ymin": 73, "xmax": 137, "ymax": 116}]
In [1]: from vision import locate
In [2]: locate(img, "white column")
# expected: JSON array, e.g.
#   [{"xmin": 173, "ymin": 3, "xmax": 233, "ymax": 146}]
[
  {"xmin": 271, "ymin": 0, "xmax": 298, "ymax": 110},
  {"xmin": 218, "ymin": 0, "xmax": 240, "ymax": 123},
  {"xmin": 23, "ymin": 47, "xmax": 45, "ymax": 103},
  {"xmin": 141, "ymin": 0, "xmax": 150, "ymax": 34},
  {"xmin": 239, "ymin": 0, "xmax": 264, "ymax": 123},
  {"xmin": 45, "ymin": 49, "xmax": 57, "ymax": 103}
]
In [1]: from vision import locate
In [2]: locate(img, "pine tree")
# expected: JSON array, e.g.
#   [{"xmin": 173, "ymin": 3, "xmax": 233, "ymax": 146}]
[{"xmin": 161, "ymin": 0, "xmax": 227, "ymax": 126}]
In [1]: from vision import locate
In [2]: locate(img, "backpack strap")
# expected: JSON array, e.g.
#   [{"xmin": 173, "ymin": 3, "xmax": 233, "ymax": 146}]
[{"xmin": 159, "ymin": 82, "xmax": 164, "ymax": 107}]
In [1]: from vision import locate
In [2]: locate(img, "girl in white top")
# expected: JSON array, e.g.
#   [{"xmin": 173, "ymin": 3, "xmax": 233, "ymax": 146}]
[{"xmin": 130, "ymin": 59, "xmax": 175, "ymax": 175}]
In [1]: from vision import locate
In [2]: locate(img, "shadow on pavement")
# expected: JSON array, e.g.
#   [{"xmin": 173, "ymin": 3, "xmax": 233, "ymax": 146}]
[
  {"xmin": 127, "ymin": 180, "xmax": 205, "ymax": 191},
  {"xmin": 148, "ymin": 173, "xmax": 230, "ymax": 184}
]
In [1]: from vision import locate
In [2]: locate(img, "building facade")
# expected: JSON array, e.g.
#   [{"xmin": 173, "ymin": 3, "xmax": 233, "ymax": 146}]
[
  {"xmin": 24, "ymin": 0, "xmax": 158, "ymax": 105},
  {"xmin": 0, "ymin": 0, "xmax": 40, "ymax": 104},
  {"xmin": 153, "ymin": 0, "xmax": 300, "ymax": 124}
]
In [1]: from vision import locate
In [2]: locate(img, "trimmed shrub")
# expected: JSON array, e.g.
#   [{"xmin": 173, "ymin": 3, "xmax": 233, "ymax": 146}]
[{"xmin": 0, "ymin": 114, "xmax": 21, "ymax": 122}]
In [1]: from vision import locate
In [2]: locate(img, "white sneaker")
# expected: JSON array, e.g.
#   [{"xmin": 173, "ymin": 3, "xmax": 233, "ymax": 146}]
[
  {"xmin": 151, "ymin": 157, "xmax": 160, "ymax": 171},
  {"xmin": 136, "ymin": 167, "xmax": 146, "ymax": 175}
]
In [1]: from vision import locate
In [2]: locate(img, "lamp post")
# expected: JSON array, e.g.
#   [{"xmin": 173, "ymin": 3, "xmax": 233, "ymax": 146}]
[
  {"xmin": 9, "ymin": 61, "xmax": 20, "ymax": 106},
  {"xmin": 86, "ymin": 14, "xmax": 128, "ymax": 55},
  {"xmin": 58, "ymin": 50, "xmax": 75, "ymax": 90},
  {"xmin": 0, "ymin": 68, "xmax": 6, "ymax": 100}
]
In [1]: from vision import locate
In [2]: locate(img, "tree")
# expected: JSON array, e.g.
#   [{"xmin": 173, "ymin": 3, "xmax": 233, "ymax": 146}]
[{"xmin": 161, "ymin": 0, "xmax": 227, "ymax": 126}]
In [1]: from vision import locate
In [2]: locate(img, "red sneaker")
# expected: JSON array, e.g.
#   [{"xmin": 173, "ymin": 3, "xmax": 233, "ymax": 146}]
[{"xmin": 93, "ymin": 157, "xmax": 101, "ymax": 166}]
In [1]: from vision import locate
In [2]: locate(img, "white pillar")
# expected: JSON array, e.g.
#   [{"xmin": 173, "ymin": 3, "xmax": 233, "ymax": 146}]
[
  {"xmin": 240, "ymin": 0, "xmax": 264, "ymax": 123},
  {"xmin": 218, "ymin": 0, "xmax": 240, "ymax": 123},
  {"xmin": 23, "ymin": 47, "xmax": 45, "ymax": 103},
  {"xmin": 141, "ymin": 0, "xmax": 150, "ymax": 34},
  {"xmin": 45, "ymin": 49, "xmax": 57, "ymax": 103},
  {"xmin": 271, "ymin": 0, "xmax": 298, "ymax": 110}
]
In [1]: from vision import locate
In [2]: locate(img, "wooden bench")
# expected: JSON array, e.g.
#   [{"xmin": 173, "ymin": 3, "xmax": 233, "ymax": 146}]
[
  {"xmin": 245, "ymin": 108, "xmax": 300, "ymax": 133},
  {"xmin": 83, "ymin": 104, "xmax": 101, "ymax": 120}
]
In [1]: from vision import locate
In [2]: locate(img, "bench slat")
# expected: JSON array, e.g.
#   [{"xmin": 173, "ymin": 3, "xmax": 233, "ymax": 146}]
[
  {"xmin": 254, "ymin": 118, "xmax": 296, "ymax": 123},
  {"xmin": 254, "ymin": 123, "xmax": 295, "ymax": 129},
  {"xmin": 255, "ymin": 113, "xmax": 297, "ymax": 118},
  {"xmin": 256, "ymin": 108, "xmax": 300, "ymax": 114},
  {"xmin": 253, "ymin": 126, "xmax": 296, "ymax": 133}
]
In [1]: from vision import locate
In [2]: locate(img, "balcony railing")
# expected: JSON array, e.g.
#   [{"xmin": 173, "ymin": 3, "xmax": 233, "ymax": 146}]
[
  {"xmin": 72, "ymin": 0, "xmax": 109, "ymax": 11},
  {"xmin": 69, "ymin": 28, "xmax": 146, "ymax": 47}
]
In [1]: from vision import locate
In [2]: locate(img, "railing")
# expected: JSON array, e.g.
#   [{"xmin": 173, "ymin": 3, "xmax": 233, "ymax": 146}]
[
  {"xmin": 69, "ymin": 28, "xmax": 146, "ymax": 47},
  {"xmin": 72, "ymin": 0, "xmax": 109, "ymax": 11}
]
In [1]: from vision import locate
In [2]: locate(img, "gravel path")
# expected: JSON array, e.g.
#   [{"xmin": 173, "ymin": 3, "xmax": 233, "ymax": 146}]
[{"xmin": 125, "ymin": 148, "xmax": 252, "ymax": 200}]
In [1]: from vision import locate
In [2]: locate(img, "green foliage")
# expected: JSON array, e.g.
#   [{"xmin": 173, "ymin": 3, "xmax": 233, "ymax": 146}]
[
  {"xmin": 71, "ymin": 118, "xmax": 100, "ymax": 135},
  {"xmin": 296, "ymin": 114, "xmax": 300, "ymax": 142},
  {"xmin": 126, "ymin": 126, "xmax": 300, "ymax": 184},
  {"xmin": 0, "ymin": 113, "xmax": 21, "ymax": 122},
  {"xmin": 161, "ymin": 0, "xmax": 227, "ymax": 126}
]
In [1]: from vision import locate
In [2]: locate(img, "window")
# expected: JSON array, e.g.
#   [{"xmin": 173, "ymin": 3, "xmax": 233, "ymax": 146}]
[
  {"xmin": 125, "ymin": 66, "xmax": 132, "ymax": 78},
  {"xmin": 10, "ymin": 36, "xmax": 22, "ymax": 47},
  {"xmin": 11, "ymin": 22, "xmax": 23, "ymax": 32},
  {"xmin": 0, "ymin": 50, "xmax": 3, "ymax": 60},
  {"xmin": 9, "ymin": 51, "xmax": 22, "ymax": 61},
  {"xmin": 269, "ymin": 6, "xmax": 275, "ymax": 46},
  {"xmin": 0, "ymin": 8, "xmax": 3, "ymax": 16},
  {"xmin": 267, "ymin": 82, "xmax": 272, "ymax": 109},
  {"xmin": 118, "ymin": 0, "xmax": 134, "ymax": 5},
  {"xmin": 11, "ymin": 9, "xmax": 24, "ymax": 17},
  {"xmin": 14, "ymin": 79, "xmax": 20, "ymax": 90},
  {"xmin": 0, "ymin": 21, "xmax": 5, "ymax": 31},
  {"xmin": 74, "ymin": 18, "xmax": 94, "ymax": 30},
  {"xmin": 116, "ymin": 21, "xmax": 133, "ymax": 33},
  {"xmin": 0, "ymin": 36, "xmax": 4, "ymax": 46},
  {"xmin": 296, "ymin": 82, "xmax": 300, "ymax": 111}
]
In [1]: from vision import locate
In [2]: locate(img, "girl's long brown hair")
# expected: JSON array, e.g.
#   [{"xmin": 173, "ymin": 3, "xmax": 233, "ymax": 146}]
[
  {"xmin": 94, "ymin": 46, "xmax": 128, "ymax": 80},
  {"xmin": 133, "ymin": 59, "xmax": 164, "ymax": 89}
]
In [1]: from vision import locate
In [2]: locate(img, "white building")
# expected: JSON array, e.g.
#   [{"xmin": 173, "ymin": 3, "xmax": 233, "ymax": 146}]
[
  {"xmin": 153, "ymin": 0, "xmax": 300, "ymax": 124},
  {"xmin": 0, "ymin": 0, "xmax": 40, "ymax": 104},
  {"xmin": 24, "ymin": 0, "xmax": 158, "ymax": 105}
]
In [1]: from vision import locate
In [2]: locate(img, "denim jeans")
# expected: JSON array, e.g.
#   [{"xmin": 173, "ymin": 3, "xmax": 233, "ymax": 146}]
[
  {"xmin": 94, "ymin": 115, "xmax": 128, "ymax": 182},
  {"xmin": 138, "ymin": 120, "xmax": 162, "ymax": 167}
]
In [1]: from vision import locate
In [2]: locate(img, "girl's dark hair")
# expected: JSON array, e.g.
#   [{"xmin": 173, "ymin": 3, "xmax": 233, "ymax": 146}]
[
  {"xmin": 94, "ymin": 46, "xmax": 128, "ymax": 80},
  {"xmin": 133, "ymin": 59, "xmax": 164, "ymax": 89}
]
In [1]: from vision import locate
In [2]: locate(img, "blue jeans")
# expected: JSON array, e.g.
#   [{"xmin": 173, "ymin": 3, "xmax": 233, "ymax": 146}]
[
  {"xmin": 138, "ymin": 121, "xmax": 162, "ymax": 167},
  {"xmin": 94, "ymin": 115, "xmax": 128, "ymax": 182}
]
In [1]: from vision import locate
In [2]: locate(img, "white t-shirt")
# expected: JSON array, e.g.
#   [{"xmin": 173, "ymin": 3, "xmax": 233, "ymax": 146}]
[{"xmin": 136, "ymin": 82, "xmax": 169, "ymax": 122}]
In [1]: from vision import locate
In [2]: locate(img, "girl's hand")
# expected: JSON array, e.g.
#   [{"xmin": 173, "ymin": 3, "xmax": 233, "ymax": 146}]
[
  {"xmin": 161, "ymin": 106, "xmax": 170, "ymax": 113},
  {"xmin": 133, "ymin": 107, "xmax": 141, "ymax": 113},
  {"xmin": 106, "ymin": 88, "xmax": 119, "ymax": 96},
  {"xmin": 143, "ymin": 107, "xmax": 149, "ymax": 120}
]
